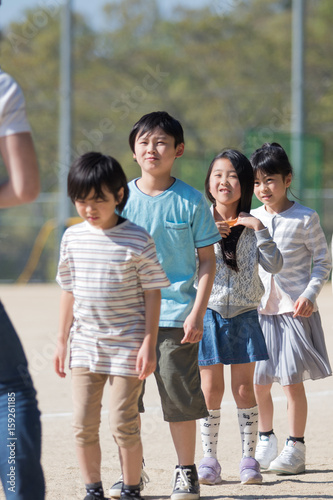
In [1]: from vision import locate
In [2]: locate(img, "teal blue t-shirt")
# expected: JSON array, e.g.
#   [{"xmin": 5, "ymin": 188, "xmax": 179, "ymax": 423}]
[{"xmin": 122, "ymin": 178, "xmax": 220, "ymax": 327}]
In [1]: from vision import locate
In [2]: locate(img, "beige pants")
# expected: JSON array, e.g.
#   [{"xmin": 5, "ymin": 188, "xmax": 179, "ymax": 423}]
[{"xmin": 71, "ymin": 367, "xmax": 143, "ymax": 448}]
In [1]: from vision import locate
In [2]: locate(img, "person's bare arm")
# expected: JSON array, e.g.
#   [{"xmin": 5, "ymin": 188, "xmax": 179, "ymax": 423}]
[
  {"xmin": 182, "ymin": 244, "xmax": 216, "ymax": 343},
  {"xmin": 0, "ymin": 132, "xmax": 40, "ymax": 207},
  {"xmin": 136, "ymin": 289, "xmax": 161, "ymax": 380},
  {"xmin": 54, "ymin": 290, "xmax": 74, "ymax": 378}
]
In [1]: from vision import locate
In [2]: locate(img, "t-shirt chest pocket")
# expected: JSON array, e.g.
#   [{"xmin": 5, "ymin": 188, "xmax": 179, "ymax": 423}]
[{"xmin": 164, "ymin": 221, "xmax": 190, "ymax": 245}]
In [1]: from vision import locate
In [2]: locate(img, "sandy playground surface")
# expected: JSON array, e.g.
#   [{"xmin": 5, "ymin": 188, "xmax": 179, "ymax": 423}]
[{"xmin": 0, "ymin": 283, "xmax": 332, "ymax": 500}]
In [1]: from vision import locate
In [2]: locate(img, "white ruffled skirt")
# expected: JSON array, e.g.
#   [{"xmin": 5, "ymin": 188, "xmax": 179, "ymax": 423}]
[{"xmin": 254, "ymin": 311, "xmax": 332, "ymax": 386}]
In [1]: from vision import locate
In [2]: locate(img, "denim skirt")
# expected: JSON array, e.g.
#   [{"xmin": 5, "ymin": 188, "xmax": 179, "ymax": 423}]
[{"xmin": 199, "ymin": 308, "xmax": 269, "ymax": 366}]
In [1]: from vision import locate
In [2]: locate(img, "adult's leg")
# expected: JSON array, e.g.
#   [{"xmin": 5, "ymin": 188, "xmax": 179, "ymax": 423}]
[{"xmin": 0, "ymin": 303, "xmax": 44, "ymax": 500}]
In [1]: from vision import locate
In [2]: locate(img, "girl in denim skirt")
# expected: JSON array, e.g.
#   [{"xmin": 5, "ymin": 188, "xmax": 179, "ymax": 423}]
[{"xmin": 197, "ymin": 149, "xmax": 282, "ymax": 486}]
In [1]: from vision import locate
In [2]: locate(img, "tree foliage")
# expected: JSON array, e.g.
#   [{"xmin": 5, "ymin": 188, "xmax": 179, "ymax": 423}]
[{"xmin": 1, "ymin": 0, "xmax": 332, "ymax": 184}]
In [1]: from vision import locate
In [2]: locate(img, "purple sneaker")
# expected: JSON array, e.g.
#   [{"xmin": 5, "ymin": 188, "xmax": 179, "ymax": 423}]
[
  {"xmin": 198, "ymin": 457, "xmax": 222, "ymax": 485},
  {"xmin": 239, "ymin": 457, "xmax": 263, "ymax": 484}
]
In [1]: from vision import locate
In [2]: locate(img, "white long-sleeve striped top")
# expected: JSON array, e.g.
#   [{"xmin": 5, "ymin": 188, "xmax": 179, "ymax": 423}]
[
  {"xmin": 56, "ymin": 219, "xmax": 170, "ymax": 376},
  {"xmin": 251, "ymin": 202, "xmax": 331, "ymax": 313}
]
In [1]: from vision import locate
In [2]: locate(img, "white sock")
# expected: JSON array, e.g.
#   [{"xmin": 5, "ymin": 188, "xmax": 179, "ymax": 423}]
[
  {"xmin": 200, "ymin": 409, "xmax": 221, "ymax": 458},
  {"xmin": 237, "ymin": 405, "xmax": 258, "ymax": 458}
]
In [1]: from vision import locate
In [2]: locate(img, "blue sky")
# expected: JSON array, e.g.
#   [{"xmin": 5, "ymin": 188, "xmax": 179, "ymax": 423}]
[{"xmin": 0, "ymin": 0, "xmax": 213, "ymax": 30}]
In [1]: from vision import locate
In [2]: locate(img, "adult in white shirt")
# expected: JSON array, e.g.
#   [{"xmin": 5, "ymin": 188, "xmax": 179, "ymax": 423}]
[{"xmin": 0, "ymin": 68, "xmax": 44, "ymax": 499}]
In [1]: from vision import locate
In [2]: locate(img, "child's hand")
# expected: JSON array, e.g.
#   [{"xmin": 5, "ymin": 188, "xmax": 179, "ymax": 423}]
[
  {"xmin": 54, "ymin": 341, "xmax": 67, "ymax": 378},
  {"xmin": 182, "ymin": 312, "xmax": 204, "ymax": 343},
  {"xmin": 236, "ymin": 212, "xmax": 265, "ymax": 231},
  {"xmin": 215, "ymin": 221, "xmax": 231, "ymax": 238},
  {"xmin": 293, "ymin": 296, "xmax": 314, "ymax": 318},
  {"xmin": 136, "ymin": 341, "xmax": 157, "ymax": 380}
]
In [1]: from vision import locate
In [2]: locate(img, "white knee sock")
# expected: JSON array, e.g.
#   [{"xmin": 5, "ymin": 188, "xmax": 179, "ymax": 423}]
[
  {"xmin": 200, "ymin": 409, "xmax": 221, "ymax": 458},
  {"xmin": 237, "ymin": 405, "xmax": 258, "ymax": 458}
]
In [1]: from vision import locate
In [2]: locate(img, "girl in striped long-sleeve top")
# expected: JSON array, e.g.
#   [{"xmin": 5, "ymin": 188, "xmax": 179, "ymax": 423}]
[{"xmin": 251, "ymin": 142, "xmax": 332, "ymax": 476}]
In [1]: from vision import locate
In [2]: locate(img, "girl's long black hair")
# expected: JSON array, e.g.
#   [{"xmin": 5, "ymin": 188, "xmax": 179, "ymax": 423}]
[{"xmin": 205, "ymin": 149, "xmax": 254, "ymax": 271}]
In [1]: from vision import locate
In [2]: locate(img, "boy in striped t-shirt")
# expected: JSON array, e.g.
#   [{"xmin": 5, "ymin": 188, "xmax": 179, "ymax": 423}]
[{"xmin": 54, "ymin": 152, "xmax": 170, "ymax": 500}]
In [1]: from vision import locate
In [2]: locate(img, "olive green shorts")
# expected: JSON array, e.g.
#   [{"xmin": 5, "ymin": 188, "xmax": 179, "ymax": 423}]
[{"xmin": 139, "ymin": 327, "xmax": 208, "ymax": 422}]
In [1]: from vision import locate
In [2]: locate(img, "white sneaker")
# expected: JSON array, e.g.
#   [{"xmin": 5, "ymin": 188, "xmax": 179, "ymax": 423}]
[
  {"xmin": 255, "ymin": 433, "xmax": 278, "ymax": 469},
  {"xmin": 268, "ymin": 439, "xmax": 306, "ymax": 475}
]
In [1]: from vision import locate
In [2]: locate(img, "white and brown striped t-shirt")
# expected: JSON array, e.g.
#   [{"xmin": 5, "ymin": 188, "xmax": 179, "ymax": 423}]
[{"xmin": 56, "ymin": 219, "xmax": 170, "ymax": 376}]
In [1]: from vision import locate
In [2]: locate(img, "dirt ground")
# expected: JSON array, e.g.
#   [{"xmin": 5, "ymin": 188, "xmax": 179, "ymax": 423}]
[{"xmin": 0, "ymin": 283, "xmax": 332, "ymax": 500}]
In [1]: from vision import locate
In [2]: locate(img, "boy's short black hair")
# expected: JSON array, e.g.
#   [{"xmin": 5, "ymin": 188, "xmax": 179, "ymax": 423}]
[
  {"xmin": 129, "ymin": 111, "xmax": 184, "ymax": 152},
  {"xmin": 67, "ymin": 152, "xmax": 129, "ymax": 212}
]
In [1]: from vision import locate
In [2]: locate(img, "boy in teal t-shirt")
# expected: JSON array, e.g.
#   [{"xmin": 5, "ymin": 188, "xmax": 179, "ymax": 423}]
[{"xmin": 111, "ymin": 111, "xmax": 220, "ymax": 500}]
